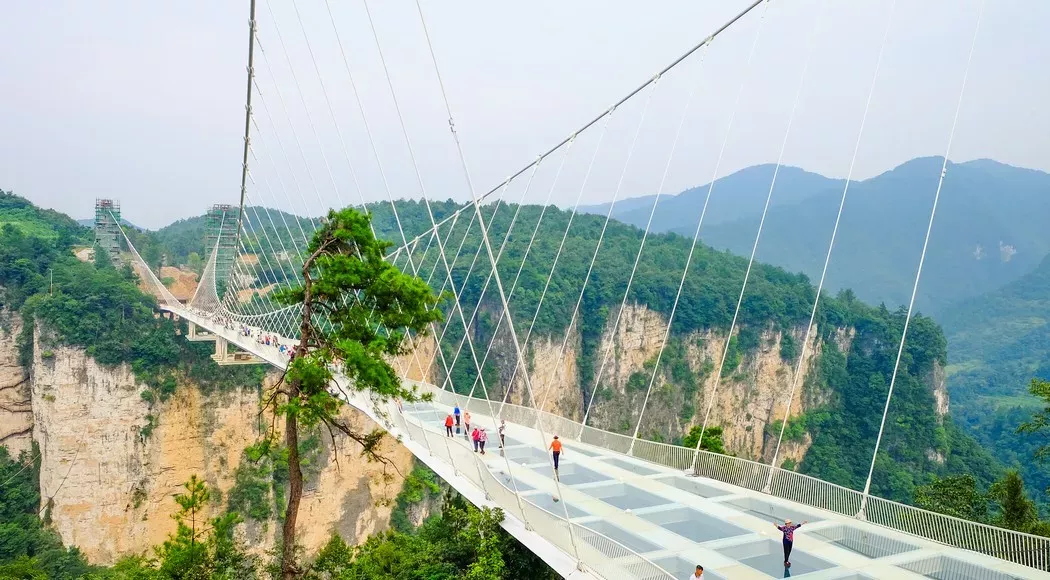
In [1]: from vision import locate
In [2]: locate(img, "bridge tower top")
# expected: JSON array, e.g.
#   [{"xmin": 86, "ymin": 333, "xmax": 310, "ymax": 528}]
[
  {"xmin": 204, "ymin": 204, "xmax": 239, "ymax": 289},
  {"xmin": 93, "ymin": 198, "xmax": 122, "ymax": 265}
]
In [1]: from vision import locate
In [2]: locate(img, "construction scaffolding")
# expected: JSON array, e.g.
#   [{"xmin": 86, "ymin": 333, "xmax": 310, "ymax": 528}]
[
  {"xmin": 204, "ymin": 204, "xmax": 239, "ymax": 295},
  {"xmin": 94, "ymin": 199, "xmax": 122, "ymax": 264}
]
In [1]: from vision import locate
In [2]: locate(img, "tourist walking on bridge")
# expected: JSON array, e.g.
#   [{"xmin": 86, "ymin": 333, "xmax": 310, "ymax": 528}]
[
  {"xmin": 478, "ymin": 427, "xmax": 488, "ymax": 455},
  {"xmin": 471, "ymin": 427, "xmax": 480, "ymax": 452},
  {"xmin": 444, "ymin": 413, "xmax": 454, "ymax": 437},
  {"xmin": 776, "ymin": 519, "xmax": 806, "ymax": 567},
  {"xmin": 498, "ymin": 419, "xmax": 506, "ymax": 448},
  {"xmin": 454, "ymin": 405, "xmax": 461, "ymax": 431},
  {"xmin": 549, "ymin": 435, "xmax": 563, "ymax": 472},
  {"xmin": 463, "ymin": 411, "xmax": 472, "ymax": 440}
]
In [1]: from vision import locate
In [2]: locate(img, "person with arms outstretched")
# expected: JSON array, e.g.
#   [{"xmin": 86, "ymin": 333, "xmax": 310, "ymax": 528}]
[{"xmin": 776, "ymin": 519, "xmax": 806, "ymax": 567}]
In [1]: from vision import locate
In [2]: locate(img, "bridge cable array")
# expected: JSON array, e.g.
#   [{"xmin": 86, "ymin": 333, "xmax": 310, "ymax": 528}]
[{"xmin": 122, "ymin": 0, "xmax": 1044, "ymax": 573}]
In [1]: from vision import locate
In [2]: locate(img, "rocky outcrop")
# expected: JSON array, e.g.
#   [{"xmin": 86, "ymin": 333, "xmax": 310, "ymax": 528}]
[
  {"xmin": 0, "ymin": 311, "xmax": 32, "ymax": 456},
  {"xmin": 575, "ymin": 304, "xmax": 825, "ymax": 461},
  {"xmin": 415, "ymin": 302, "xmax": 830, "ymax": 464},
  {"xmin": 931, "ymin": 362, "xmax": 950, "ymax": 419},
  {"xmin": 21, "ymin": 324, "xmax": 414, "ymax": 566}
]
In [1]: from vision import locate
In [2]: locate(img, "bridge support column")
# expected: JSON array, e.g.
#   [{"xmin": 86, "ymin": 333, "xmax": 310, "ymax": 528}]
[
  {"xmin": 188, "ymin": 322, "xmax": 198, "ymax": 340},
  {"xmin": 215, "ymin": 337, "xmax": 228, "ymax": 359}
]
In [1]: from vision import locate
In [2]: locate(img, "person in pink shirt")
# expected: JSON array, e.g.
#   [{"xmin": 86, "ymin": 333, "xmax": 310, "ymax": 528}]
[
  {"xmin": 477, "ymin": 427, "xmax": 488, "ymax": 455},
  {"xmin": 775, "ymin": 519, "xmax": 807, "ymax": 566}
]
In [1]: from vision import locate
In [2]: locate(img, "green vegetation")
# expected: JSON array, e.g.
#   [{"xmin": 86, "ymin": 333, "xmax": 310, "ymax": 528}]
[
  {"xmin": 1018, "ymin": 379, "xmax": 1050, "ymax": 462},
  {"xmin": 0, "ymin": 445, "xmax": 99, "ymax": 579},
  {"xmin": 0, "ymin": 190, "xmax": 87, "ymax": 244},
  {"xmin": 227, "ymin": 435, "xmax": 325, "ymax": 524},
  {"xmin": 221, "ymin": 197, "xmax": 1002, "ymax": 504},
  {"xmin": 0, "ymin": 192, "xmax": 263, "ymax": 411},
  {"xmin": 390, "ymin": 463, "xmax": 443, "ymax": 533},
  {"xmin": 916, "ymin": 471, "xmax": 1050, "ymax": 536},
  {"xmin": 944, "ymin": 256, "xmax": 1050, "ymax": 505},
  {"xmin": 306, "ymin": 491, "xmax": 557, "ymax": 580},
  {"xmin": 268, "ymin": 207, "xmax": 444, "ymax": 578},
  {"xmin": 681, "ymin": 425, "xmax": 727, "ymax": 455}
]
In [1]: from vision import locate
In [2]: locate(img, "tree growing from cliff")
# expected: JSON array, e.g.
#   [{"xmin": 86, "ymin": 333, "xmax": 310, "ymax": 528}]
[
  {"xmin": 682, "ymin": 425, "xmax": 727, "ymax": 455},
  {"xmin": 268, "ymin": 208, "xmax": 443, "ymax": 579}
]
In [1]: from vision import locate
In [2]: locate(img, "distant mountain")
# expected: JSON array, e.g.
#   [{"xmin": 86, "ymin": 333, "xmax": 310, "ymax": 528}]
[
  {"xmin": 626, "ymin": 158, "xmax": 1050, "ymax": 314},
  {"xmin": 942, "ymin": 253, "xmax": 1050, "ymax": 495},
  {"xmin": 76, "ymin": 217, "xmax": 141, "ymax": 230},
  {"xmin": 579, "ymin": 164, "xmax": 841, "ymax": 231}
]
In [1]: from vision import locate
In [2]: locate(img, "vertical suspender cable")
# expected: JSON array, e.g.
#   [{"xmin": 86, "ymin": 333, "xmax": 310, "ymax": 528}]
[
  {"xmin": 361, "ymin": 0, "xmax": 532, "ymax": 515},
  {"xmin": 767, "ymin": 0, "xmax": 898, "ymax": 485},
  {"xmin": 574, "ymin": 46, "xmax": 707, "ymax": 428},
  {"xmin": 686, "ymin": 1, "xmax": 772, "ymax": 470},
  {"xmin": 859, "ymin": 0, "xmax": 985, "ymax": 517}
]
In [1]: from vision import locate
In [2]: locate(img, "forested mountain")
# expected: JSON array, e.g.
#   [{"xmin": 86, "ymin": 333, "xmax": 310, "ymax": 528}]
[
  {"xmin": 227, "ymin": 197, "xmax": 1002, "ymax": 502},
  {"xmin": 0, "ymin": 191, "xmax": 552, "ymax": 577},
  {"xmin": 579, "ymin": 164, "xmax": 841, "ymax": 234},
  {"xmin": 585, "ymin": 158, "xmax": 1050, "ymax": 315},
  {"xmin": 943, "ymin": 254, "xmax": 1050, "ymax": 497}
]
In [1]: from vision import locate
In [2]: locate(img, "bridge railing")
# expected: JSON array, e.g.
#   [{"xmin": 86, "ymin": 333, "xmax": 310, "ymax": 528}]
[
  {"xmin": 388, "ymin": 394, "xmax": 676, "ymax": 580},
  {"xmin": 415, "ymin": 383, "xmax": 1050, "ymax": 571}
]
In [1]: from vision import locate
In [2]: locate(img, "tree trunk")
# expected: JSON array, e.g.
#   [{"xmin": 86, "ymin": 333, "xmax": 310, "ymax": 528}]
[{"xmin": 281, "ymin": 382, "xmax": 303, "ymax": 580}]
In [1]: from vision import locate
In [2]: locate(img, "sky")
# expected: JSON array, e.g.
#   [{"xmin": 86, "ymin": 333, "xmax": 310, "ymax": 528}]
[{"xmin": 1, "ymin": 0, "xmax": 1047, "ymax": 229}]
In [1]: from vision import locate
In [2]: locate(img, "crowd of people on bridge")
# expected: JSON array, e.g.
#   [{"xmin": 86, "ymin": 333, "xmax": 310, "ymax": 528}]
[{"xmin": 183, "ymin": 307, "xmax": 298, "ymax": 362}]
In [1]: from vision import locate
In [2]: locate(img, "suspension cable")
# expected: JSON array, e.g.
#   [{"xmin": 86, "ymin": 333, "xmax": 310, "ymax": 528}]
[
  {"xmin": 859, "ymin": 0, "xmax": 985, "ymax": 516},
  {"xmin": 767, "ymin": 0, "xmax": 897, "ymax": 481},
  {"xmin": 572, "ymin": 45, "xmax": 708, "ymax": 425},
  {"xmin": 383, "ymin": 0, "xmax": 773, "ymax": 259},
  {"xmin": 410, "ymin": 0, "xmax": 580, "ymax": 549}
]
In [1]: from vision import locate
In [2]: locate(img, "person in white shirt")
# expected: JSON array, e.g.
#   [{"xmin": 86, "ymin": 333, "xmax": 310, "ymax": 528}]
[{"xmin": 687, "ymin": 564, "xmax": 704, "ymax": 579}]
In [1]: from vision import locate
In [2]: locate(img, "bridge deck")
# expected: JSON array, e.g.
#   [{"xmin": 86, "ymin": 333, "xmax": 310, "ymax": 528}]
[{"xmin": 172, "ymin": 307, "xmax": 1050, "ymax": 580}]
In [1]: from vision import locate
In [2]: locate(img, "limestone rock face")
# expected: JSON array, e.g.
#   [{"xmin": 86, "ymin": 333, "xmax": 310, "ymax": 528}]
[
  {"xmin": 22, "ymin": 324, "xmax": 413, "ymax": 566},
  {"xmin": 415, "ymin": 301, "xmax": 830, "ymax": 465},
  {"xmin": 0, "ymin": 311, "xmax": 32, "ymax": 456}
]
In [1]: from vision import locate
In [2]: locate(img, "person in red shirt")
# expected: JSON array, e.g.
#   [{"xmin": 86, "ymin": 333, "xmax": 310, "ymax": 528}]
[
  {"xmin": 471, "ymin": 427, "xmax": 480, "ymax": 452},
  {"xmin": 444, "ymin": 414, "xmax": 454, "ymax": 437},
  {"xmin": 548, "ymin": 436, "xmax": 563, "ymax": 471}
]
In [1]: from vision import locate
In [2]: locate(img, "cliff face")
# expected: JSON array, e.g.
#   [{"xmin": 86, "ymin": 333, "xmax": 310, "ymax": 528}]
[
  {"xmin": 0, "ymin": 311, "xmax": 32, "ymax": 456},
  {"xmin": 3, "ymin": 323, "xmax": 414, "ymax": 566},
  {"xmin": 582, "ymin": 304, "xmax": 825, "ymax": 462},
  {"xmin": 420, "ymin": 303, "xmax": 943, "ymax": 467}
]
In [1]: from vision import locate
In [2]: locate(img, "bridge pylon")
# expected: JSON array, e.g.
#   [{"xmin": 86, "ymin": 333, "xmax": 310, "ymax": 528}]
[
  {"xmin": 186, "ymin": 322, "xmax": 218, "ymax": 342},
  {"xmin": 210, "ymin": 336, "xmax": 266, "ymax": 366},
  {"xmin": 93, "ymin": 198, "xmax": 123, "ymax": 265}
]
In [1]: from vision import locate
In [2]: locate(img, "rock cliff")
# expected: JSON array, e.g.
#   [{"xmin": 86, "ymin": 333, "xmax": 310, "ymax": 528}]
[
  {"xmin": 0, "ymin": 311, "xmax": 32, "ymax": 456},
  {"xmin": 417, "ymin": 302, "xmax": 951, "ymax": 469},
  {"xmin": 0, "ymin": 321, "xmax": 414, "ymax": 566}
]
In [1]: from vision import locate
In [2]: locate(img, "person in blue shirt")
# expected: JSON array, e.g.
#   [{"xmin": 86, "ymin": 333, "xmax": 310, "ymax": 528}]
[{"xmin": 453, "ymin": 405, "xmax": 461, "ymax": 431}]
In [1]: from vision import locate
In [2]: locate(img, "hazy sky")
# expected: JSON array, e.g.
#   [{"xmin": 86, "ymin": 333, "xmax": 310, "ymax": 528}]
[{"xmin": 2, "ymin": 0, "xmax": 1047, "ymax": 229}]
